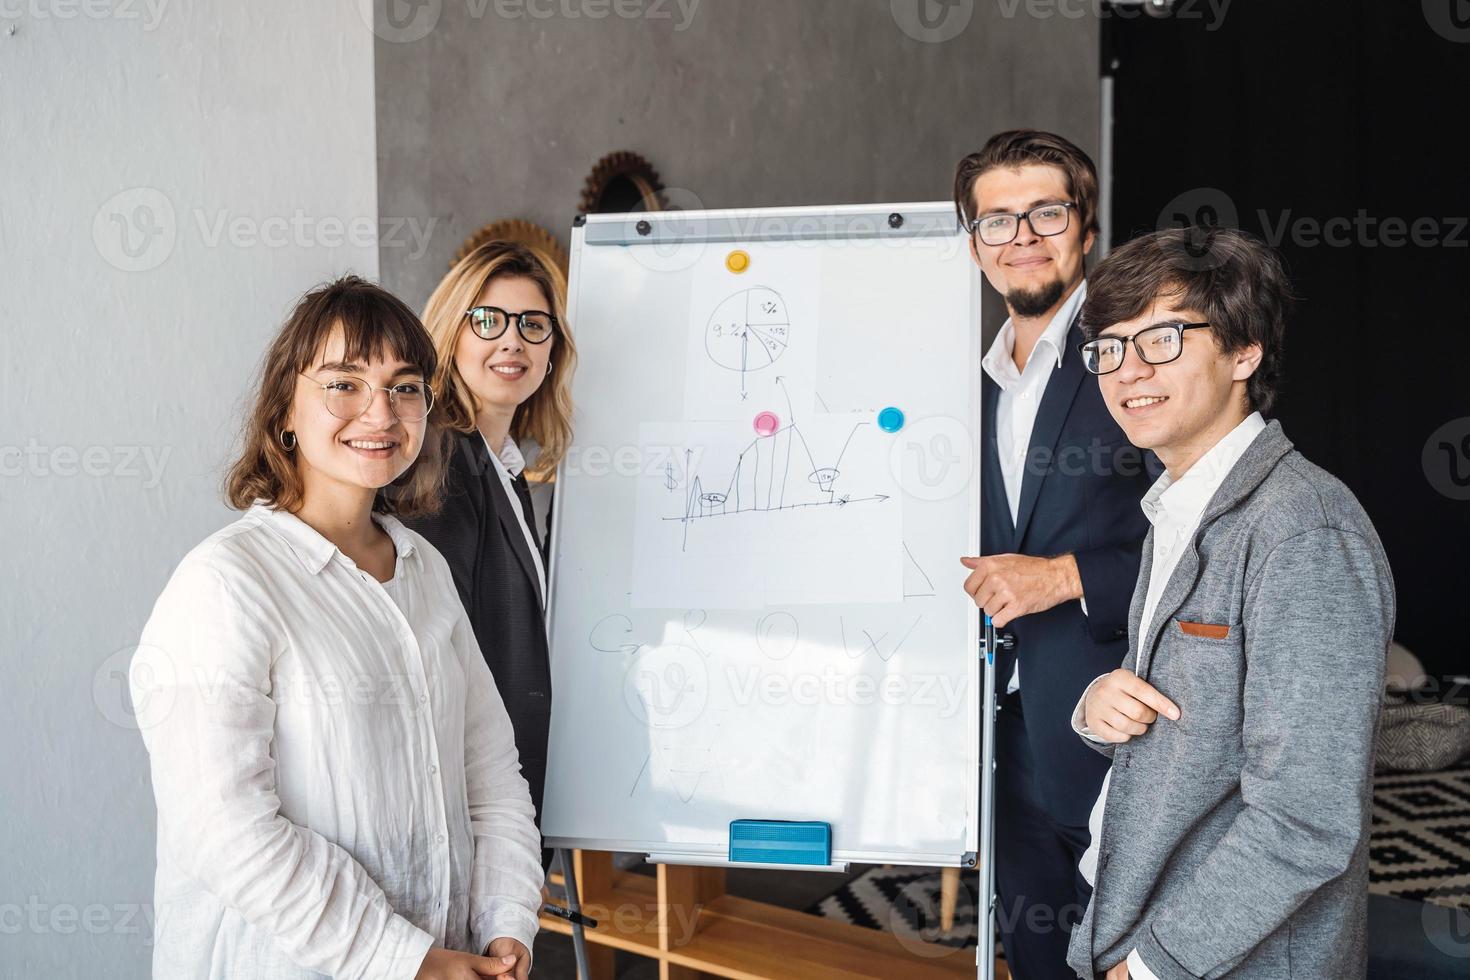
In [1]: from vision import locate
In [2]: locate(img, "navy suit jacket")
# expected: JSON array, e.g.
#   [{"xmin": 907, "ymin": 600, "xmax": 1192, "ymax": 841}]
[{"xmin": 983, "ymin": 317, "xmax": 1156, "ymax": 828}]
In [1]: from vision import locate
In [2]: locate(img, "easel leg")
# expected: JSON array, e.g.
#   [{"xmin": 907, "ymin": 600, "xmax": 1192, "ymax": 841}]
[{"xmin": 978, "ymin": 615, "xmax": 999, "ymax": 980}]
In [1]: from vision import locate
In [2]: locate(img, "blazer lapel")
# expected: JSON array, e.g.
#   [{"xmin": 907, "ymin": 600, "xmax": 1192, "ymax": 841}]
[
  {"xmin": 487, "ymin": 469, "xmax": 545, "ymax": 608},
  {"xmin": 981, "ymin": 376, "xmax": 1016, "ymax": 546},
  {"xmin": 1127, "ymin": 528, "xmax": 1154, "ymax": 669},
  {"xmin": 1135, "ymin": 421, "xmax": 1293, "ymax": 679},
  {"xmin": 1137, "ymin": 545, "xmax": 1202, "ymax": 680},
  {"xmin": 1011, "ymin": 317, "xmax": 1087, "ymax": 551}
]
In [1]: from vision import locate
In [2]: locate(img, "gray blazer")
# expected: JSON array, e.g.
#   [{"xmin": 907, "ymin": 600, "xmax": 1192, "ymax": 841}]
[{"xmin": 1067, "ymin": 420, "xmax": 1395, "ymax": 980}]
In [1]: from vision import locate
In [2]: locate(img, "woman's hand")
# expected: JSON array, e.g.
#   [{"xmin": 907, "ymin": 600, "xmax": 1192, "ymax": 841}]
[
  {"xmin": 484, "ymin": 937, "xmax": 532, "ymax": 979},
  {"xmin": 415, "ymin": 946, "xmax": 522, "ymax": 979}
]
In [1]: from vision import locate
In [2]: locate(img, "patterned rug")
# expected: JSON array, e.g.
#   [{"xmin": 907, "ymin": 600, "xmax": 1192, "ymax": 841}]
[{"xmin": 810, "ymin": 764, "xmax": 1470, "ymax": 947}]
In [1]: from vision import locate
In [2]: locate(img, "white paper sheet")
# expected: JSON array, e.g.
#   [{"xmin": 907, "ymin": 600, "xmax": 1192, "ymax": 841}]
[
  {"xmin": 682, "ymin": 244, "xmax": 822, "ymax": 421},
  {"xmin": 632, "ymin": 413, "xmax": 903, "ymax": 608}
]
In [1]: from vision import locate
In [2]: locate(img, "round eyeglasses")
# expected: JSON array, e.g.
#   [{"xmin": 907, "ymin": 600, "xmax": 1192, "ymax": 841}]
[
  {"xmin": 465, "ymin": 305, "xmax": 558, "ymax": 345},
  {"xmin": 300, "ymin": 374, "xmax": 435, "ymax": 422},
  {"xmin": 966, "ymin": 201, "xmax": 1077, "ymax": 247},
  {"xmin": 1078, "ymin": 323, "xmax": 1212, "ymax": 376}
]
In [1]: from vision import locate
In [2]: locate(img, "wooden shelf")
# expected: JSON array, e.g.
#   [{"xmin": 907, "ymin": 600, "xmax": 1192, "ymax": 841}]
[{"xmin": 540, "ymin": 852, "xmax": 1007, "ymax": 980}]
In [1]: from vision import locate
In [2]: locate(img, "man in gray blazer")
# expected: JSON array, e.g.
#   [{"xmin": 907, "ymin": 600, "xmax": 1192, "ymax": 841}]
[{"xmin": 1064, "ymin": 227, "xmax": 1395, "ymax": 979}]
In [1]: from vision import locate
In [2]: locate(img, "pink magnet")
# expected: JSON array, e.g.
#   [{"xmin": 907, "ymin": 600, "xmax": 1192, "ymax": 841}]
[{"xmin": 753, "ymin": 411, "xmax": 781, "ymax": 437}]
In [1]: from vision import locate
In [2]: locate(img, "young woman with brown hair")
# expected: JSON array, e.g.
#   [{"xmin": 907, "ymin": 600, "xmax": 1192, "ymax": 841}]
[{"xmin": 133, "ymin": 276, "xmax": 541, "ymax": 980}]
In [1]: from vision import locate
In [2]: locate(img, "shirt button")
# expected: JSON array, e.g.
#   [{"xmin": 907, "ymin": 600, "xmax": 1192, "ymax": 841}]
[
  {"xmin": 428, "ymin": 764, "xmax": 438, "ymax": 775},
  {"xmin": 1021, "ymin": 392, "xmax": 1032, "ymax": 400},
  {"xmin": 419, "ymin": 694, "xmax": 428, "ymax": 704},
  {"xmin": 436, "ymin": 833, "xmax": 446, "ymax": 844}
]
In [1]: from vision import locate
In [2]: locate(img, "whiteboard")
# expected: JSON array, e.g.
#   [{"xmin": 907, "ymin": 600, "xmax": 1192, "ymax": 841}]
[{"xmin": 543, "ymin": 202, "xmax": 984, "ymax": 867}]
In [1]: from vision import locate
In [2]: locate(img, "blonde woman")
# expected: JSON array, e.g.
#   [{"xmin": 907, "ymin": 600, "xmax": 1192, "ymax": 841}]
[
  {"xmin": 133, "ymin": 276, "xmax": 543, "ymax": 979},
  {"xmin": 405, "ymin": 242, "xmax": 576, "ymax": 843}
]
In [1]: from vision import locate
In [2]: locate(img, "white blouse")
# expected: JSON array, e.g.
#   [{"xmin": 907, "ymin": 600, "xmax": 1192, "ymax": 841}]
[{"xmin": 132, "ymin": 502, "xmax": 543, "ymax": 980}]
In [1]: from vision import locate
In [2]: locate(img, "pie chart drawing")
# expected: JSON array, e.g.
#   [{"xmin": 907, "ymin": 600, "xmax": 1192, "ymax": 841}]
[{"xmin": 704, "ymin": 286, "xmax": 791, "ymax": 392}]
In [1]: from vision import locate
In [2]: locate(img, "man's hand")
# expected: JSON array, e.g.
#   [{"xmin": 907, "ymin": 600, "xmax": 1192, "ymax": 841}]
[
  {"xmin": 483, "ymin": 937, "xmax": 531, "ymax": 980},
  {"xmin": 1105, "ymin": 961, "xmax": 1130, "ymax": 980},
  {"xmin": 1084, "ymin": 669, "xmax": 1180, "ymax": 743},
  {"xmin": 959, "ymin": 553, "xmax": 1082, "ymax": 627},
  {"xmin": 415, "ymin": 946, "xmax": 522, "ymax": 979}
]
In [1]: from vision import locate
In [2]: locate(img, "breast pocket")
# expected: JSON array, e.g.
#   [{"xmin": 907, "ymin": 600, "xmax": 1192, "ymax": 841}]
[{"xmin": 1150, "ymin": 618, "xmax": 1246, "ymax": 737}]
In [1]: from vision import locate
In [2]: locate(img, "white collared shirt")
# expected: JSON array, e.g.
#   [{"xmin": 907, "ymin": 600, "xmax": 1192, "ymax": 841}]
[
  {"xmin": 482, "ymin": 432, "xmax": 548, "ymax": 609},
  {"xmin": 980, "ymin": 281, "xmax": 1088, "ymax": 693},
  {"xmin": 132, "ymin": 502, "xmax": 543, "ymax": 979},
  {"xmin": 1073, "ymin": 411, "xmax": 1267, "ymax": 980}
]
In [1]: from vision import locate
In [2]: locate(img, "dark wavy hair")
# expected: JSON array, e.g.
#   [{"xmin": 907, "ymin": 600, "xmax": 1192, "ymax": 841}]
[
  {"xmin": 1082, "ymin": 227, "xmax": 1292, "ymax": 415},
  {"xmin": 953, "ymin": 129, "xmax": 1100, "ymax": 239},
  {"xmin": 224, "ymin": 275, "xmax": 447, "ymax": 516}
]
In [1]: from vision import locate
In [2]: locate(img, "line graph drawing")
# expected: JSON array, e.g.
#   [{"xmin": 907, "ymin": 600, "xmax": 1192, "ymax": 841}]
[
  {"xmin": 704, "ymin": 286, "xmax": 792, "ymax": 400},
  {"xmin": 660, "ymin": 380, "xmax": 891, "ymax": 550}
]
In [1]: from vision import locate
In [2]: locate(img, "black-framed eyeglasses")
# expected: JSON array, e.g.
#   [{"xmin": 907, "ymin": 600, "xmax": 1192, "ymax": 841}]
[
  {"xmin": 1078, "ymin": 323, "xmax": 1211, "ymax": 376},
  {"xmin": 300, "ymin": 373, "xmax": 435, "ymax": 422},
  {"xmin": 966, "ymin": 201, "xmax": 1077, "ymax": 246},
  {"xmin": 465, "ymin": 305, "xmax": 558, "ymax": 345}
]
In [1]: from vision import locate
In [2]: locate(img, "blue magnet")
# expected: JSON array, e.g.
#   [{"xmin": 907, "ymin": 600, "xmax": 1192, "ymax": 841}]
[{"xmin": 877, "ymin": 406, "xmax": 905, "ymax": 433}]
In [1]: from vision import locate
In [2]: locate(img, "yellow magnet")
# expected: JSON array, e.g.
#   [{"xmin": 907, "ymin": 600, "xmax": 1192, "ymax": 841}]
[{"xmin": 725, "ymin": 249, "xmax": 751, "ymax": 273}]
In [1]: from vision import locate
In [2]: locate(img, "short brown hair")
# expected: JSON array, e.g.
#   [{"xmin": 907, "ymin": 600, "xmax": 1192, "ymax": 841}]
[
  {"xmin": 953, "ymin": 129, "xmax": 1100, "ymax": 238},
  {"xmin": 1082, "ymin": 227, "xmax": 1292, "ymax": 415},
  {"xmin": 225, "ymin": 275, "xmax": 447, "ymax": 516},
  {"xmin": 420, "ymin": 240, "xmax": 578, "ymax": 480}
]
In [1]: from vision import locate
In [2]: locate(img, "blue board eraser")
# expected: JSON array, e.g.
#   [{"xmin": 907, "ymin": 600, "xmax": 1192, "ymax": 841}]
[{"xmin": 728, "ymin": 820, "xmax": 832, "ymax": 866}]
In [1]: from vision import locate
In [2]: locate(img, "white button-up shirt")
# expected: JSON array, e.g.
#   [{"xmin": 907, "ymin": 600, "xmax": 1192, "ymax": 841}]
[
  {"xmin": 1073, "ymin": 411, "xmax": 1266, "ymax": 980},
  {"xmin": 133, "ymin": 502, "xmax": 543, "ymax": 980},
  {"xmin": 981, "ymin": 281, "xmax": 1088, "ymax": 693}
]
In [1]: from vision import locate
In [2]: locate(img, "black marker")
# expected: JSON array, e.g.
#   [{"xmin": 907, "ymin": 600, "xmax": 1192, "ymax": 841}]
[{"xmin": 541, "ymin": 904, "xmax": 598, "ymax": 929}]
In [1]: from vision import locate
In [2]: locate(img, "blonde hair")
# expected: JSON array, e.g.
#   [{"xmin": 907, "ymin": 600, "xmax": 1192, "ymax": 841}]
[{"xmin": 421, "ymin": 241, "xmax": 577, "ymax": 479}]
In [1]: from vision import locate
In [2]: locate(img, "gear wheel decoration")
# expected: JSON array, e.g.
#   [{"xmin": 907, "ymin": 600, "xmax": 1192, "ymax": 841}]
[
  {"xmin": 578, "ymin": 151, "xmax": 668, "ymax": 216},
  {"xmin": 452, "ymin": 218, "xmax": 569, "ymax": 281}
]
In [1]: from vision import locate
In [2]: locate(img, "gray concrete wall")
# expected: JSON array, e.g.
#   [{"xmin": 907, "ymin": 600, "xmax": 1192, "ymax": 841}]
[
  {"xmin": 375, "ymin": 0, "xmax": 1102, "ymax": 312},
  {"xmin": 2, "ymin": 3, "xmax": 380, "ymax": 975}
]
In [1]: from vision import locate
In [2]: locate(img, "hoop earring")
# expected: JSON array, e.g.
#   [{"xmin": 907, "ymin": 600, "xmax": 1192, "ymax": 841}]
[
  {"xmin": 546, "ymin": 362, "xmax": 554, "ymax": 375},
  {"xmin": 279, "ymin": 430, "xmax": 297, "ymax": 452}
]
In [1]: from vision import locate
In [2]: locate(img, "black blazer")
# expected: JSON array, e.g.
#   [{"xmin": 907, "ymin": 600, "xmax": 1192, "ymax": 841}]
[
  {"xmin": 404, "ymin": 431, "xmax": 552, "ymax": 826},
  {"xmin": 982, "ymin": 317, "xmax": 1158, "ymax": 828}
]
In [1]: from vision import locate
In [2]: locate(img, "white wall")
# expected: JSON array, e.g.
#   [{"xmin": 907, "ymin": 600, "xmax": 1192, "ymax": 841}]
[{"xmin": 0, "ymin": 1, "xmax": 379, "ymax": 973}]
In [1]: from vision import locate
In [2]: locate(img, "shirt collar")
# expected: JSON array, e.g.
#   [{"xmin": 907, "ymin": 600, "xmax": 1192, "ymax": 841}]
[
  {"xmin": 981, "ymin": 280, "xmax": 1087, "ymax": 389},
  {"xmin": 479, "ymin": 432, "xmax": 525, "ymax": 479},
  {"xmin": 1140, "ymin": 412, "xmax": 1268, "ymax": 531},
  {"xmin": 248, "ymin": 500, "xmax": 418, "ymax": 575}
]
